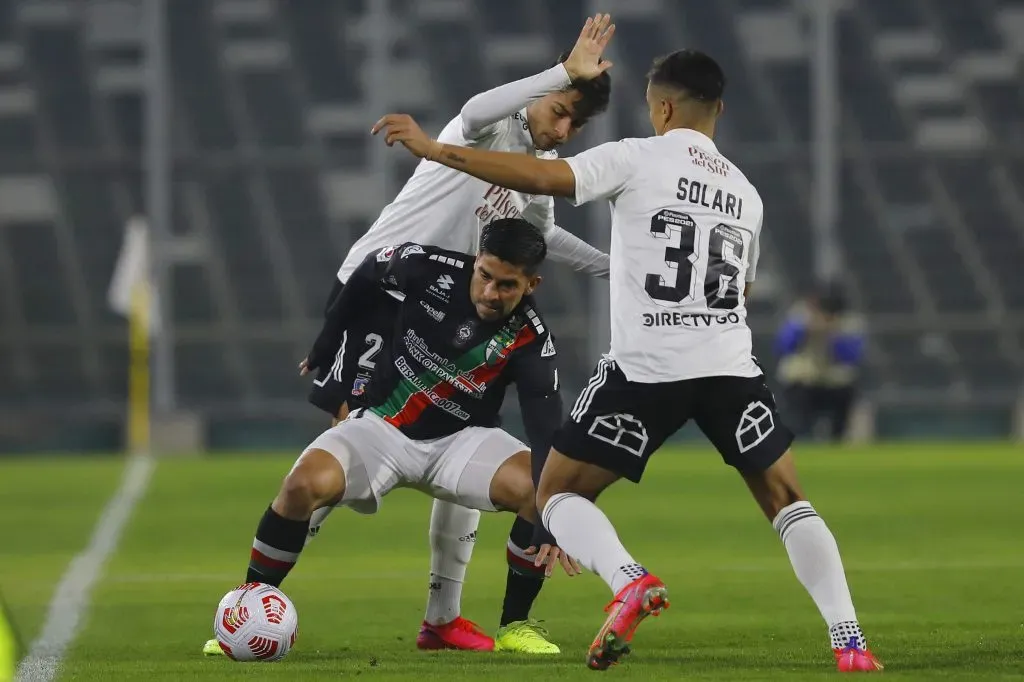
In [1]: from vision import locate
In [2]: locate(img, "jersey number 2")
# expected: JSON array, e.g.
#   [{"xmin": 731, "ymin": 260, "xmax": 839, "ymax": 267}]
[
  {"xmin": 358, "ymin": 333, "xmax": 384, "ymax": 370},
  {"xmin": 644, "ymin": 210, "xmax": 744, "ymax": 309}
]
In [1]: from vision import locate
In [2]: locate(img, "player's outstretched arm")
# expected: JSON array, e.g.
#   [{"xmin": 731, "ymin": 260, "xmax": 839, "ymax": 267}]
[
  {"xmin": 511, "ymin": 331, "xmax": 582, "ymax": 577},
  {"xmin": 519, "ymin": 389, "xmax": 581, "ymax": 577},
  {"xmin": 459, "ymin": 13, "xmax": 614, "ymax": 139},
  {"xmin": 373, "ymin": 113, "xmax": 578, "ymax": 197},
  {"xmin": 460, "ymin": 66, "xmax": 570, "ymax": 140},
  {"xmin": 546, "ymin": 224, "xmax": 609, "ymax": 278}
]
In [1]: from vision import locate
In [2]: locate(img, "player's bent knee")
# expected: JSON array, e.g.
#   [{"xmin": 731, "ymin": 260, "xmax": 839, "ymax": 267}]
[
  {"xmin": 277, "ymin": 448, "xmax": 347, "ymax": 516},
  {"xmin": 536, "ymin": 447, "xmax": 619, "ymax": 511},
  {"xmin": 487, "ymin": 450, "xmax": 536, "ymax": 521}
]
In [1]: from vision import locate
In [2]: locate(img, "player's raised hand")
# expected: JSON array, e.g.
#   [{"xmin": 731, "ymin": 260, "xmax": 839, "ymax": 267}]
[
  {"xmin": 371, "ymin": 114, "xmax": 441, "ymax": 160},
  {"xmin": 525, "ymin": 543, "xmax": 583, "ymax": 577},
  {"xmin": 562, "ymin": 13, "xmax": 615, "ymax": 81}
]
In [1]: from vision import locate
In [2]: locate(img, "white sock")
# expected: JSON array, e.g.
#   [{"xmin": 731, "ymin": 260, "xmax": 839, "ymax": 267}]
[
  {"xmin": 305, "ymin": 506, "xmax": 334, "ymax": 545},
  {"xmin": 424, "ymin": 499, "xmax": 480, "ymax": 626},
  {"xmin": 542, "ymin": 492, "xmax": 645, "ymax": 594},
  {"xmin": 773, "ymin": 500, "xmax": 866, "ymax": 649}
]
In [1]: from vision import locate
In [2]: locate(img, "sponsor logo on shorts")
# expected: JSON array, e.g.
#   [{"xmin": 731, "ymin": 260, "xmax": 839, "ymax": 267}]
[
  {"xmin": 642, "ymin": 311, "xmax": 742, "ymax": 328},
  {"xmin": 588, "ymin": 413, "xmax": 649, "ymax": 457},
  {"xmin": 736, "ymin": 400, "xmax": 775, "ymax": 453}
]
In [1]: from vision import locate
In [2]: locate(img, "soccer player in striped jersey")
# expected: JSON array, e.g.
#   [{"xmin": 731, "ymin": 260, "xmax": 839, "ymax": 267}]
[
  {"xmin": 239, "ymin": 222, "xmax": 576, "ymax": 654},
  {"xmin": 203, "ymin": 14, "xmax": 616, "ymax": 657}
]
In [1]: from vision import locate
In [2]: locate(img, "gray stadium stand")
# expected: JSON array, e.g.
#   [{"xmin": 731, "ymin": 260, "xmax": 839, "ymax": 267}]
[{"xmin": 0, "ymin": 0, "xmax": 1020, "ymax": 447}]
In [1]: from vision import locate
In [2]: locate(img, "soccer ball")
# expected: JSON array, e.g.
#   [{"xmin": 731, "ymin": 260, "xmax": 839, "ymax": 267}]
[{"xmin": 212, "ymin": 582, "xmax": 298, "ymax": 662}]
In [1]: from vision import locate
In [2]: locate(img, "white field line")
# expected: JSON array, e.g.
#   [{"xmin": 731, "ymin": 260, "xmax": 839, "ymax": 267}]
[{"xmin": 16, "ymin": 455, "xmax": 154, "ymax": 682}]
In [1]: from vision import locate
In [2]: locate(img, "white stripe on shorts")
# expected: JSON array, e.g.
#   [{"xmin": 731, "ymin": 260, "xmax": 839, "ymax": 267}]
[{"xmin": 570, "ymin": 356, "xmax": 612, "ymax": 422}]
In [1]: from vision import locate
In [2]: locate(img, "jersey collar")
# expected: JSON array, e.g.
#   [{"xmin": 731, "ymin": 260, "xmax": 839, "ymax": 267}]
[{"xmin": 664, "ymin": 127, "xmax": 718, "ymax": 151}]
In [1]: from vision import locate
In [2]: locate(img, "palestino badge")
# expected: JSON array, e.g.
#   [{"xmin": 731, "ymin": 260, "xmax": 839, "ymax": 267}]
[{"xmin": 485, "ymin": 329, "xmax": 517, "ymax": 367}]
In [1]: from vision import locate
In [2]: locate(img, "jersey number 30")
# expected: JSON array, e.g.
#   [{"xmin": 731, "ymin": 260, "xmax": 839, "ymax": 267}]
[{"xmin": 644, "ymin": 210, "xmax": 744, "ymax": 309}]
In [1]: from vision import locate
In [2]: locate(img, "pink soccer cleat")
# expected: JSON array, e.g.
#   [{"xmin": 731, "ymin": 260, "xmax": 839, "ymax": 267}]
[
  {"xmin": 586, "ymin": 573, "xmax": 669, "ymax": 670},
  {"xmin": 416, "ymin": 616, "xmax": 495, "ymax": 651},
  {"xmin": 834, "ymin": 638, "xmax": 885, "ymax": 672}
]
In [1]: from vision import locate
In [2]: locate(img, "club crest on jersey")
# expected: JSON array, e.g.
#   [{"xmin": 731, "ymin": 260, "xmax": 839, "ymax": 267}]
[
  {"xmin": 484, "ymin": 319, "xmax": 523, "ymax": 366},
  {"xmin": 351, "ymin": 375, "xmax": 369, "ymax": 396},
  {"xmin": 485, "ymin": 337, "xmax": 513, "ymax": 366},
  {"xmin": 376, "ymin": 245, "xmax": 397, "ymax": 262}
]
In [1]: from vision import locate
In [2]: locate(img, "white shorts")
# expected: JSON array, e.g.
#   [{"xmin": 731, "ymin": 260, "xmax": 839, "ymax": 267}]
[{"xmin": 300, "ymin": 410, "xmax": 529, "ymax": 514}]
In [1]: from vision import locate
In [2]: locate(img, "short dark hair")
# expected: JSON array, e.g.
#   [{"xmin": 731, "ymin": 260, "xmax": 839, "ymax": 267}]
[
  {"xmin": 647, "ymin": 49, "xmax": 726, "ymax": 102},
  {"xmin": 479, "ymin": 218, "xmax": 547, "ymax": 275},
  {"xmin": 553, "ymin": 50, "xmax": 611, "ymax": 127}
]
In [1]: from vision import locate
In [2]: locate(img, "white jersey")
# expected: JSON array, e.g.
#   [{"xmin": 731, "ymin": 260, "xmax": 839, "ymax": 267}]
[
  {"xmin": 335, "ymin": 65, "xmax": 612, "ymax": 282},
  {"xmin": 564, "ymin": 128, "xmax": 764, "ymax": 383},
  {"xmin": 338, "ymin": 113, "xmax": 556, "ymax": 281}
]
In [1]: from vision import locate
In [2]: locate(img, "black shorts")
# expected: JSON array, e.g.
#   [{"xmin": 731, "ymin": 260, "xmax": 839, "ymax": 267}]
[
  {"xmin": 552, "ymin": 357, "xmax": 794, "ymax": 483},
  {"xmin": 307, "ymin": 278, "xmax": 396, "ymax": 417}
]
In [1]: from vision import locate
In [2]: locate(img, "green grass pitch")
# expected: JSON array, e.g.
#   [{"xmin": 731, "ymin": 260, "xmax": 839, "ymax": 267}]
[{"xmin": 3, "ymin": 443, "xmax": 1023, "ymax": 680}]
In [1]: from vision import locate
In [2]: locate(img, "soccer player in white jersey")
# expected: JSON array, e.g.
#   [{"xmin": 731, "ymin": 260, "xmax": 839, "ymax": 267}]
[
  {"xmin": 374, "ymin": 50, "xmax": 885, "ymax": 673},
  {"xmin": 294, "ymin": 15, "xmax": 613, "ymax": 657}
]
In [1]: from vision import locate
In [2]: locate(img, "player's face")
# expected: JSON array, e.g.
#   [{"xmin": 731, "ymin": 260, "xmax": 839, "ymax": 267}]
[
  {"xmin": 470, "ymin": 254, "xmax": 542, "ymax": 321},
  {"xmin": 527, "ymin": 91, "xmax": 584, "ymax": 151}
]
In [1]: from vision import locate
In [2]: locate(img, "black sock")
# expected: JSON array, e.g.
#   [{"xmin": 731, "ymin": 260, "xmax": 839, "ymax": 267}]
[
  {"xmin": 499, "ymin": 516, "xmax": 547, "ymax": 627},
  {"xmin": 246, "ymin": 505, "xmax": 309, "ymax": 586}
]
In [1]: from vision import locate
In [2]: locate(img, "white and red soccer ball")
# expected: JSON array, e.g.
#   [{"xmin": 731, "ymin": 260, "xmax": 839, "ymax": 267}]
[{"xmin": 213, "ymin": 582, "xmax": 298, "ymax": 662}]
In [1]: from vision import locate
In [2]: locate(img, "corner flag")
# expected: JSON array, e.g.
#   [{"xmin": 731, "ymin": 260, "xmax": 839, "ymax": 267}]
[{"xmin": 108, "ymin": 216, "xmax": 157, "ymax": 456}]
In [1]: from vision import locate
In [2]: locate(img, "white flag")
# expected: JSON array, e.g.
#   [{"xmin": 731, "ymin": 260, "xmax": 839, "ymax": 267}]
[{"xmin": 108, "ymin": 216, "xmax": 161, "ymax": 335}]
